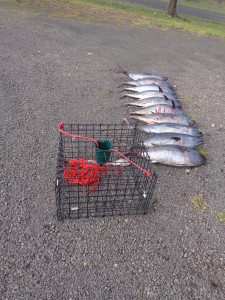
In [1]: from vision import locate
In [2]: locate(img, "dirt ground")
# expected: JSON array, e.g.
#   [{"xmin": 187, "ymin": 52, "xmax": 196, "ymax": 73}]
[{"xmin": 1, "ymin": 1, "xmax": 225, "ymax": 299}]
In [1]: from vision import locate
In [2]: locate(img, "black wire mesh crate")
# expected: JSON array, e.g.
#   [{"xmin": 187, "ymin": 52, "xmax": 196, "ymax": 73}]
[{"xmin": 55, "ymin": 124, "xmax": 157, "ymax": 220}]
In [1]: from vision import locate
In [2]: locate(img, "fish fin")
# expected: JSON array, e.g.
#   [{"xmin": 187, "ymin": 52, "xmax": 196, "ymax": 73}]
[
  {"xmin": 172, "ymin": 137, "xmax": 181, "ymax": 141},
  {"xmin": 116, "ymin": 62, "xmax": 128, "ymax": 76},
  {"xmin": 159, "ymin": 86, "xmax": 163, "ymax": 93},
  {"xmin": 120, "ymin": 95, "xmax": 126, "ymax": 99},
  {"xmin": 151, "ymin": 160, "xmax": 157, "ymax": 163},
  {"xmin": 118, "ymin": 83, "xmax": 126, "ymax": 88},
  {"xmin": 172, "ymin": 100, "xmax": 175, "ymax": 109},
  {"xmin": 164, "ymin": 95, "xmax": 169, "ymax": 100}
]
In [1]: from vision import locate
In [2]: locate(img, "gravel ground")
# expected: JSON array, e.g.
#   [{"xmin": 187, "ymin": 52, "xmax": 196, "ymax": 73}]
[{"xmin": 1, "ymin": 2, "xmax": 225, "ymax": 300}]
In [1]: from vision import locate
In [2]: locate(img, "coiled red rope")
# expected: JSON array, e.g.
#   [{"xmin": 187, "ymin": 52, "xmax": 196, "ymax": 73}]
[
  {"xmin": 58, "ymin": 123, "xmax": 150, "ymax": 193},
  {"xmin": 62, "ymin": 158, "xmax": 123, "ymax": 194}
]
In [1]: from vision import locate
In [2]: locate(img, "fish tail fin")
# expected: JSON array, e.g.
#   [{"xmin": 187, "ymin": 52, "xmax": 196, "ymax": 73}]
[
  {"xmin": 116, "ymin": 62, "xmax": 128, "ymax": 76},
  {"xmin": 118, "ymin": 83, "xmax": 125, "ymax": 88},
  {"xmin": 122, "ymin": 116, "xmax": 134, "ymax": 134},
  {"xmin": 120, "ymin": 94, "xmax": 126, "ymax": 99}
]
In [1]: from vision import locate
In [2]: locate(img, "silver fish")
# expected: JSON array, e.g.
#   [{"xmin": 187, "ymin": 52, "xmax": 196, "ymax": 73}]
[
  {"xmin": 122, "ymin": 84, "xmax": 175, "ymax": 94},
  {"xmin": 107, "ymin": 158, "xmax": 131, "ymax": 167},
  {"xmin": 121, "ymin": 91, "xmax": 177, "ymax": 100},
  {"xmin": 140, "ymin": 145, "xmax": 206, "ymax": 167},
  {"xmin": 131, "ymin": 114, "xmax": 194, "ymax": 126},
  {"xmin": 123, "ymin": 71, "xmax": 168, "ymax": 81},
  {"xmin": 122, "ymin": 85, "xmax": 160, "ymax": 92},
  {"xmin": 143, "ymin": 133, "xmax": 203, "ymax": 149},
  {"xmin": 130, "ymin": 104, "xmax": 184, "ymax": 116},
  {"xmin": 121, "ymin": 79, "xmax": 173, "ymax": 88},
  {"xmin": 134, "ymin": 123, "xmax": 202, "ymax": 136},
  {"xmin": 123, "ymin": 98, "xmax": 181, "ymax": 108}
]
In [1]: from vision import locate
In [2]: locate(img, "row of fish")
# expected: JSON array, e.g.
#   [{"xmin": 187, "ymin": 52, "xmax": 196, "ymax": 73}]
[{"xmin": 120, "ymin": 71, "xmax": 206, "ymax": 167}]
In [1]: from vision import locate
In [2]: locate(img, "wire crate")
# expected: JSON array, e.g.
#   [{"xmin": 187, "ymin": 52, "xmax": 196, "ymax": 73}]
[{"xmin": 55, "ymin": 124, "xmax": 157, "ymax": 220}]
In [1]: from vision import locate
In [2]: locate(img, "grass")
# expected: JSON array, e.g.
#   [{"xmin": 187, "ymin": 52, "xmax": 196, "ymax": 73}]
[
  {"xmin": 187, "ymin": 113, "xmax": 197, "ymax": 121},
  {"xmin": 190, "ymin": 194, "xmax": 208, "ymax": 211},
  {"xmin": 195, "ymin": 146, "xmax": 207, "ymax": 157},
  {"xmin": 214, "ymin": 210, "xmax": 225, "ymax": 223},
  {"xmin": 19, "ymin": 0, "xmax": 225, "ymax": 39},
  {"xmin": 190, "ymin": 195, "xmax": 225, "ymax": 224},
  {"xmin": 161, "ymin": 0, "xmax": 225, "ymax": 15}
]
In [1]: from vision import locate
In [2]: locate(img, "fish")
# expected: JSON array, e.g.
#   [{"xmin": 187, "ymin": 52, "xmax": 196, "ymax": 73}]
[
  {"xmin": 130, "ymin": 122, "xmax": 202, "ymax": 136},
  {"xmin": 121, "ymin": 84, "xmax": 175, "ymax": 94},
  {"xmin": 120, "ymin": 79, "xmax": 174, "ymax": 88},
  {"xmin": 122, "ymin": 85, "xmax": 160, "ymax": 92},
  {"xmin": 138, "ymin": 145, "xmax": 206, "ymax": 167},
  {"xmin": 123, "ymin": 71, "xmax": 168, "ymax": 81},
  {"xmin": 130, "ymin": 104, "xmax": 184, "ymax": 116},
  {"xmin": 143, "ymin": 133, "xmax": 203, "ymax": 149},
  {"xmin": 121, "ymin": 91, "xmax": 177, "ymax": 101},
  {"xmin": 130, "ymin": 114, "xmax": 195, "ymax": 126},
  {"xmin": 107, "ymin": 158, "xmax": 131, "ymax": 166},
  {"xmin": 123, "ymin": 97, "xmax": 181, "ymax": 108}
]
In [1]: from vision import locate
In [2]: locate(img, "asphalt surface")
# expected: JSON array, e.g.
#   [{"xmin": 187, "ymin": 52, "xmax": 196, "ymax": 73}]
[
  {"xmin": 1, "ymin": 2, "xmax": 225, "ymax": 300},
  {"xmin": 123, "ymin": 0, "xmax": 225, "ymax": 22}
]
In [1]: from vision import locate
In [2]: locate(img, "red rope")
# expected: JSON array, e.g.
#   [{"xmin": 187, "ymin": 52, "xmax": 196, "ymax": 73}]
[
  {"xmin": 62, "ymin": 158, "xmax": 123, "ymax": 194},
  {"xmin": 58, "ymin": 123, "xmax": 99, "ymax": 148}
]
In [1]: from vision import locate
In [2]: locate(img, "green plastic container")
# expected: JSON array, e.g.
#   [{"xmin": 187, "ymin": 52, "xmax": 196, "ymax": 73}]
[{"xmin": 95, "ymin": 140, "xmax": 113, "ymax": 165}]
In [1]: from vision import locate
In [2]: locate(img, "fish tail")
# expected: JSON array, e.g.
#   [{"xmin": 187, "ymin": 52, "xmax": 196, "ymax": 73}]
[
  {"xmin": 118, "ymin": 82, "xmax": 126, "ymax": 88},
  {"xmin": 116, "ymin": 62, "xmax": 128, "ymax": 76},
  {"xmin": 122, "ymin": 116, "xmax": 134, "ymax": 132}
]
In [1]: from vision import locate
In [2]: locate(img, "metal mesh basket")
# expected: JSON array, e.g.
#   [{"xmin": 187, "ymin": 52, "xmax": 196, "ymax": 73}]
[{"xmin": 55, "ymin": 124, "xmax": 157, "ymax": 220}]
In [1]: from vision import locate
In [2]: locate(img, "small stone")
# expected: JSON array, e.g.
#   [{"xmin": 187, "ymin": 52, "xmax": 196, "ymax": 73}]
[
  {"xmin": 47, "ymin": 236, "xmax": 51, "ymax": 241},
  {"xmin": 114, "ymin": 263, "xmax": 118, "ymax": 268},
  {"xmin": 185, "ymin": 169, "xmax": 190, "ymax": 174},
  {"xmin": 146, "ymin": 289, "xmax": 151, "ymax": 296},
  {"xmin": 212, "ymin": 124, "xmax": 215, "ymax": 127},
  {"xmin": 83, "ymin": 261, "xmax": 87, "ymax": 268}
]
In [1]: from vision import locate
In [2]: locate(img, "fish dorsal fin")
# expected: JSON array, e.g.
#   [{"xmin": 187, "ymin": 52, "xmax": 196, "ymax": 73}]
[
  {"xmin": 172, "ymin": 137, "xmax": 181, "ymax": 141},
  {"xmin": 159, "ymin": 86, "xmax": 163, "ymax": 93},
  {"xmin": 164, "ymin": 95, "xmax": 168, "ymax": 100}
]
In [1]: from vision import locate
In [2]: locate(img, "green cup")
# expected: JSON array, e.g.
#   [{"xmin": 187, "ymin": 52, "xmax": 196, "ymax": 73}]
[{"xmin": 95, "ymin": 140, "xmax": 113, "ymax": 165}]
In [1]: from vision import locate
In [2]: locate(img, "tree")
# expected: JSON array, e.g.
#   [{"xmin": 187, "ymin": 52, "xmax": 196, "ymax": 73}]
[{"xmin": 167, "ymin": 0, "xmax": 178, "ymax": 17}]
